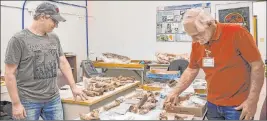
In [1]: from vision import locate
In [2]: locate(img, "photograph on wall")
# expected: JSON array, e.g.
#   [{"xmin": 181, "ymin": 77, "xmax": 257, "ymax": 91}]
[
  {"xmin": 215, "ymin": 2, "xmax": 253, "ymax": 33},
  {"xmin": 171, "ymin": 23, "xmax": 179, "ymax": 33},
  {"xmin": 165, "ymin": 23, "xmax": 172, "ymax": 33},
  {"xmin": 218, "ymin": 7, "xmax": 250, "ymax": 31},
  {"xmin": 156, "ymin": 3, "xmax": 211, "ymax": 42},
  {"xmin": 175, "ymin": 34, "xmax": 192, "ymax": 42},
  {"xmin": 157, "ymin": 34, "xmax": 175, "ymax": 42}
]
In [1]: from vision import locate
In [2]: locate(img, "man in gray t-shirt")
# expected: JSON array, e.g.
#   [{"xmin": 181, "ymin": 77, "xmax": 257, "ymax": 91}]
[{"xmin": 4, "ymin": 2, "xmax": 88, "ymax": 120}]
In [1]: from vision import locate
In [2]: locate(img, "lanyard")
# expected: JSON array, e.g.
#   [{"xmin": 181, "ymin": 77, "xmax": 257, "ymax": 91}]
[{"xmin": 204, "ymin": 42, "xmax": 212, "ymax": 57}]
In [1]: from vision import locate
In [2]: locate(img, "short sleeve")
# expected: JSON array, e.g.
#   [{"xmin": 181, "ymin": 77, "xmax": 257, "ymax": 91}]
[
  {"xmin": 54, "ymin": 34, "xmax": 64, "ymax": 57},
  {"xmin": 235, "ymin": 26, "xmax": 262, "ymax": 63},
  {"xmin": 4, "ymin": 37, "xmax": 23, "ymax": 65},
  {"xmin": 188, "ymin": 43, "xmax": 200, "ymax": 69},
  {"xmin": 58, "ymin": 41, "xmax": 64, "ymax": 57}
]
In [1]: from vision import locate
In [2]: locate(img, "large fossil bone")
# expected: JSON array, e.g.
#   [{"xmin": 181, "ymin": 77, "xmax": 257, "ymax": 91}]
[
  {"xmin": 147, "ymin": 96, "xmax": 158, "ymax": 103},
  {"xmin": 136, "ymin": 94, "xmax": 148, "ymax": 108},
  {"xmin": 83, "ymin": 90, "xmax": 103, "ymax": 97},
  {"xmin": 83, "ymin": 90, "xmax": 95, "ymax": 97},
  {"xmin": 83, "ymin": 76, "xmax": 136, "ymax": 98},
  {"xmin": 129, "ymin": 104, "xmax": 138, "ymax": 113},
  {"xmin": 103, "ymin": 100, "xmax": 121, "ymax": 111},
  {"xmin": 79, "ymin": 110, "xmax": 99, "ymax": 120},
  {"xmin": 159, "ymin": 111, "xmax": 168, "ymax": 120},
  {"xmin": 140, "ymin": 102, "xmax": 156, "ymax": 110},
  {"xmin": 167, "ymin": 80, "xmax": 177, "ymax": 87},
  {"xmin": 174, "ymin": 114, "xmax": 185, "ymax": 120}
]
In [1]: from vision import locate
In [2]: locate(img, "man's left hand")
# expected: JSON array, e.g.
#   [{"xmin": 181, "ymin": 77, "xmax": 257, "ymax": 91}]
[
  {"xmin": 235, "ymin": 99, "xmax": 258, "ymax": 120},
  {"xmin": 70, "ymin": 86, "xmax": 88, "ymax": 101}
]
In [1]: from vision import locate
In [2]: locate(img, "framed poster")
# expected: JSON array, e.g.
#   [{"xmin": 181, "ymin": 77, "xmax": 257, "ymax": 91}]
[
  {"xmin": 215, "ymin": 2, "xmax": 253, "ymax": 34},
  {"xmin": 156, "ymin": 3, "xmax": 211, "ymax": 42}
]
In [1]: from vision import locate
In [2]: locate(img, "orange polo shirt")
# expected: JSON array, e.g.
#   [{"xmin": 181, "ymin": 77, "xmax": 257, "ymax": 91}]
[{"xmin": 189, "ymin": 22, "xmax": 262, "ymax": 106}]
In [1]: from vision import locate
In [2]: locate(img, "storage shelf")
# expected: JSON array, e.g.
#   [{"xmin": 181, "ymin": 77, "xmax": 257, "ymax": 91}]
[{"xmin": 65, "ymin": 54, "xmax": 77, "ymax": 82}]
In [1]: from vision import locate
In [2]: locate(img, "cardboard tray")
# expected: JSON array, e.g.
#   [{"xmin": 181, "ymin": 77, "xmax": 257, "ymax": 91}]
[
  {"xmin": 163, "ymin": 113, "xmax": 194, "ymax": 120},
  {"xmin": 165, "ymin": 103, "xmax": 207, "ymax": 117}
]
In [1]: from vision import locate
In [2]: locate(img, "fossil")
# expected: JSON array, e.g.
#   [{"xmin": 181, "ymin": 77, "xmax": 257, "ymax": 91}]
[
  {"xmin": 79, "ymin": 110, "xmax": 99, "ymax": 120},
  {"xmin": 174, "ymin": 114, "xmax": 186, "ymax": 120},
  {"xmin": 103, "ymin": 100, "xmax": 121, "ymax": 111},
  {"xmin": 159, "ymin": 111, "xmax": 168, "ymax": 120},
  {"xmin": 167, "ymin": 80, "xmax": 177, "ymax": 87},
  {"xmin": 83, "ymin": 76, "xmax": 135, "ymax": 97},
  {"xmin": 129, "ymin": 105, "xmax": 138, "ymax": 113},
  {"xmin": 101, "ymin": 53, "xmax": 131, "ymax": 64},
  {"xmin": 129, "ymin": 91, "xmax": 158, "ymax": 115},
  {"xmin": 136, "ymin": 94, "xmax": 148, "ymax": 108}
]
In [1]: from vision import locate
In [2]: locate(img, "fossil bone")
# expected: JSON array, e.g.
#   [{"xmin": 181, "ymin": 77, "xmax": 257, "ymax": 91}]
[
  {"xmin": 79, "ymin": 110, "xmax": 99, "ymax": 120},
  {"xmin": 103, "ymin": 100, "xmax": 121, "ymax": 111}
]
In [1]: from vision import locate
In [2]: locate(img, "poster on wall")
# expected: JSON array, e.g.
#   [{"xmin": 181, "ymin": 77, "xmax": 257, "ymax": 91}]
[
  {"xmin": 156, "ymin": 3, "xmax": 211, "ymax": 42},
  {"xmin": 215, "ymin": 2, "xmax": 253, "ymax": 33}
]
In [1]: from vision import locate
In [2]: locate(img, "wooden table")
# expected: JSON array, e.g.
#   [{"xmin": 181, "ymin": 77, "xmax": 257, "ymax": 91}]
[
  {"xmin": 60, "ymin": 81, "xmax": 140, "ymax": 120},
  {"xmin": 93, "ymin": 60, "xmax": 147, "ymax": 84},
  {"xmin": 73, "ymin": 90, "xmax": 207, "ymax": 120}
]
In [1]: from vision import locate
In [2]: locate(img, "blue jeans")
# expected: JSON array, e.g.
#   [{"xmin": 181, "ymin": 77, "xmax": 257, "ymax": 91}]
[
  {"xmin": 206, "ymin": 101, "xmax": 242, "ymax": 120},
  {"xmin": 20, "ymin": 95, "xmax": 63, "ymax": 120}
]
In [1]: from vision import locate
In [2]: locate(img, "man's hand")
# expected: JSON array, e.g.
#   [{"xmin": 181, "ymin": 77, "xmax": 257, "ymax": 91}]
[
  {"xmin": 164, "ymin": 90, "xmax": 179, "ymax": 109},
  {"xmin": 235, "ymin": 60, "xmax": 264, "ymax": 120},
  {"xmin": 163, "ymin": 67, "xmax": 199, "ymax": 109},
  {"xmin": 59, "ymin": 56, "xmax": 89, "ymax": 101},
  {"xmin": 70, "ymin": 85, "xmax": 88, "ymax": 101},
  {"xmin": 12, "ymin": 103, "xmax": 26, "ymax": 120},
  {"xmin": 235, "ymin": 99, "xmax": 258, "ymax": 120}
]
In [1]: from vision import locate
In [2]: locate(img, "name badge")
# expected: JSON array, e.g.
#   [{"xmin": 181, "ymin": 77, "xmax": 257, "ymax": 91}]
[{"xmin": 202, "ymin": 57, "xmax": 214, "ymax": 67}]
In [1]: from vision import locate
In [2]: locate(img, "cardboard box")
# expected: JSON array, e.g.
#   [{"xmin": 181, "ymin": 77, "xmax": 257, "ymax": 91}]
[
  {"xmin": 163, "ymin": 113, "xmax": 194, "ymax": 120},
  {"xmin": 166, "ymin": 102, "xmax": 207, "ymax": 117}
]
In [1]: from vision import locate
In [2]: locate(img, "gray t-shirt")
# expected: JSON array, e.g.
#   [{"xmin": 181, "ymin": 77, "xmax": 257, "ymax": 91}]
[{"xmin": 5, "ymin": 29, "xmax": 64, "ymax": 102}]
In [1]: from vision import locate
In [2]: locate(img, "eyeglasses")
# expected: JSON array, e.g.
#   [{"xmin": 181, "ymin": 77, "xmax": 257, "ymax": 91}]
[
  {"xmin": 45, "ymin": 15, "xmax": 59, "ymax": 26},
  {"xmin": 50, "ymin": 17, "xmax": 59, "ymax": 25}
]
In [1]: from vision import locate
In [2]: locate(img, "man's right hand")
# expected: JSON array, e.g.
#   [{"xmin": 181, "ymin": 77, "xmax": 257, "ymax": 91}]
[
  {"xmin": 163, "ymin": 90, "xmax": 180, "ymax": 109},
  {"xmin": 163, "ymin": 67, "xmax": 199, "ymax": 108},
  {"xmin": 12, "ymin": 103, "xmax": 27, "ymax": 120}
]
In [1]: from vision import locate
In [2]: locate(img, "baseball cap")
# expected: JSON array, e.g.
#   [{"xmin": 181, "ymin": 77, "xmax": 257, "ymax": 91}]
[{"xmin": 35, "ymin": 2, "xmax": 66, "ymax": 22}]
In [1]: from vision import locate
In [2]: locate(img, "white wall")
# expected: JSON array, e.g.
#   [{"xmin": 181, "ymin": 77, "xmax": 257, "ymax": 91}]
[
  {"xmin": 1, "ymin": 1, "xmax": 266, "ymax": 75},
  {"xmin": 253, "ymin": 1, "xmax": 266, "ymax": 61},
  {"xmin": 87, "ymin": 1, "xmax": 266, "ymax": 61},
  {"xmin": 1, "ymin": 1, "xmax": 88, "ymax": 80}
]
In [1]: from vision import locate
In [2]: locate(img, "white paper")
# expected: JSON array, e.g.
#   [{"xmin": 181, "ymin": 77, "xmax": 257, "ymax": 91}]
[
  {"xmin": 124, "ymin": 99, "xmax": 140, "ymax": 104},
  {"xmin": 110, "ymin": 103, "xmax": 132, "ymax": 115},
  {"xmin": 190, "ymin": 96, "xmax": 207, "ymax": 106}
]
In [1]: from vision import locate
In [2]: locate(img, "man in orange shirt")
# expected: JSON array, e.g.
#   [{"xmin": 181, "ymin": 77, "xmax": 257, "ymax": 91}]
[{"xmin": 165, "ymin": 8, "xmax": 265, "ymax": 120}]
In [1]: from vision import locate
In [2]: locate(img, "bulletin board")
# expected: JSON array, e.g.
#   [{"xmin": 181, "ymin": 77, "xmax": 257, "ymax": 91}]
[
  {"xmin": 215, "ymin": 2, "xmax": 253, "ymax": 33},
  {"xmin": 156, "ymin": 3, "xmax": 211, "ymax": 42}
]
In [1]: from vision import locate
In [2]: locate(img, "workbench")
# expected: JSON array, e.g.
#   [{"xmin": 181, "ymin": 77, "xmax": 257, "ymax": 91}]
[
  {"xmin": 93, "ymin": 60, "xmax": 147, "ymax": 84},
  {"xmin": 73, "ymin": 90, "xmax": 207, "ymax": 120},
  {"xmin": 60, "ymin": 81, "xmax": 140, "ymax": 120}
]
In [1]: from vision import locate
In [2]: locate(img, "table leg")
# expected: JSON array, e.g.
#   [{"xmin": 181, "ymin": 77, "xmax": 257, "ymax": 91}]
[
  {"xmin": 101, "ymin": 68, "xmax": 108, "ymax": 73},
  {"xmin": 141, "ymin": 70, "xmax": 144, "ymax": 84}
]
